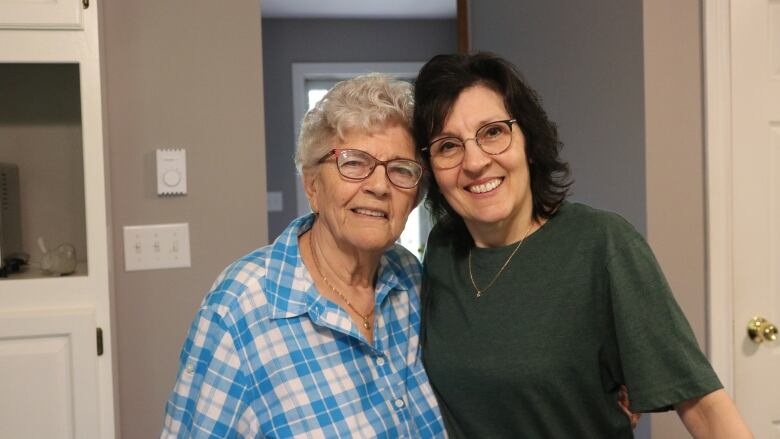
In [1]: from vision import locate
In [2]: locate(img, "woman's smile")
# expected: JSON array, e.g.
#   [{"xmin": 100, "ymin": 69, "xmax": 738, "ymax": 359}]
[
  {"xmin": 466, "ymin": 177, "xmax": 504, "ymax": 194},
  {"xmin": 351, "ymin": 207, "xmax": 388, "ymax": 218}
]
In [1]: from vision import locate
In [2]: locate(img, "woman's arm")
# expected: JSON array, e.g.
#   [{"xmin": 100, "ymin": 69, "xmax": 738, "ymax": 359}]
[{"xmin": 676, "ymin": 389, "xmax": 753, "ymax": 439}]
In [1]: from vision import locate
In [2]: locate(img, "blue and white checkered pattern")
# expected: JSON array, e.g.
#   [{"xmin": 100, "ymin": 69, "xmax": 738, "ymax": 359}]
[{"xmin": 161, "ymin": 214, "xmax": 446, "ymax": 438}]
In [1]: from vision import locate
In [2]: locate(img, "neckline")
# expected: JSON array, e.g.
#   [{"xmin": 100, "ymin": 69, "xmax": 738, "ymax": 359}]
[{"xmin": 470, "ymin": 204, "xmax": 564, "ymax": 254}]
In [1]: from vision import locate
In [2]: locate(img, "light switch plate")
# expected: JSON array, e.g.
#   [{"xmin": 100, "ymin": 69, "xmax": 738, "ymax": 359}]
[
  {"xmin": 123, "ymin": 223, "xmax": 191, "ymax": 271},
  {"xmin": 157, "ymin": 148, "xmax": 187, "ymax": 196}
]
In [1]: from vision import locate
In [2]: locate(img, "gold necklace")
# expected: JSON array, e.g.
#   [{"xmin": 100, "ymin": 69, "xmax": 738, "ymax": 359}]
[
  {"xmin": 309, "ymin": 234, "xmax": 374, "ymax": 330},
  {"xmin": 468, "ymin": 222, "xmax": 535, "ymax": 298}
]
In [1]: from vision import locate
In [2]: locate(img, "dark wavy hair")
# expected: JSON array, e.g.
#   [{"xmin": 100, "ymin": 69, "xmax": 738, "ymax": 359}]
[{"xmin": 413, "ymin": 52, "xmax": 572, "ymax": 247}]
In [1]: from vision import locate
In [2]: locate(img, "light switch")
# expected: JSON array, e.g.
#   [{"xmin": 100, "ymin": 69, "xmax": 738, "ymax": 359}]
[
  {"xmin": 123, "ymin": 223, "xmax": 191, "ymax": 271},
  {"xmin": 157, "ymin": 149, "xmax": 187, "ymax": 196}
]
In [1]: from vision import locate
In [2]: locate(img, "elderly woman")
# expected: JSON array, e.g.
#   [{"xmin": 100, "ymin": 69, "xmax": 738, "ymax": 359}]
[
  {"xmin": 414, "ymin": 52, "xmax": 752, "ymax": 438},
  {"xmin": 161, "ymin": 74, "xmax": 445, "ymax": 438}
]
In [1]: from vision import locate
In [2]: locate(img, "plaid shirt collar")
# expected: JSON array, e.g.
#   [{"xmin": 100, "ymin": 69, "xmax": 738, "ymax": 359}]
[{"xmin": 262, "ymin": 213, "xmax": 412, "ymax": 321}]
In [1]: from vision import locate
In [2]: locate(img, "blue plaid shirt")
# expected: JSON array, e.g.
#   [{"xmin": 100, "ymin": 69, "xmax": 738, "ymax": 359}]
[{"xmin": 162, "ymin": 214, "xmax": 445, "ymax": 438}]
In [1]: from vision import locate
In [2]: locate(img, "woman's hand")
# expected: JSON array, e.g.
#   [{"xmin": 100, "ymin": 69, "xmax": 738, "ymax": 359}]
[
  {"xmin": 617, "ymin": 385, "xmax": 642, "ymax": 429},
  {"xmin": 676, "ymin": 389, "xmax": 753, "ymax": 438}
]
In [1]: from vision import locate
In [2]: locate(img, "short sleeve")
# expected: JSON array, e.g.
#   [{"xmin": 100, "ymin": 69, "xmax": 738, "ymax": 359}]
[
  {"xmin": 605, "ymin": 222, "xmax": 722, "ymax": 412},
  {"xmin": 161, "ymin": 307, "xmax": 256, "ymax": 438}
]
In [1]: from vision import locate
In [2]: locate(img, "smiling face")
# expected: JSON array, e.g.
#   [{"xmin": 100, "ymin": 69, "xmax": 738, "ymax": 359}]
[
  {"xmin": 304, "ymin": 123, "xmax": 419, "ymax": 255},
  {"xmin": 432, "ymin": 84, "xmax": 533, "ymax": 246}
]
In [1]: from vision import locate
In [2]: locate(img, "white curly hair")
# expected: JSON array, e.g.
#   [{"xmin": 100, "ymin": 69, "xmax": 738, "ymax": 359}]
[{"xmin": 294, "ymin": 73, "xmax": 416, "ymax": 173}]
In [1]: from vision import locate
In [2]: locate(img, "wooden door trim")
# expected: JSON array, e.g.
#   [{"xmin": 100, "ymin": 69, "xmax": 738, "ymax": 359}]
[
  {"xmin": 703, "ymin": 0, "xmax": 734, "ymax": 394},
  {"xmin": 457, "ymin": 0, "xmax": 469, "ymax": 53}
]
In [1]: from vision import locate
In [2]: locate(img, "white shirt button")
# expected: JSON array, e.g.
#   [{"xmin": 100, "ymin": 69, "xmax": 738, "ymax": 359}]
[
  {"xmin": 394, "ymin": 398, "xmax": 405, "ymax": 409},
  {"xmin": 376, "ymin": 357, "xmax": 385, "ymax": 366}
]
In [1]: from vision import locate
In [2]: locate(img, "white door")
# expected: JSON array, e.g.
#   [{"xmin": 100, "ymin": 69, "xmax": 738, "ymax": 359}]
[
  {"xmin": 732, "ymin": 0, "xmax": 780, "ymax": 435},
  {"xmin": 708, "ymin": 0, "xmax": 780, "ymax": 437},
  {"xmin": 0, "ymin": 3, "xmax": 116, "ymax": 438}
]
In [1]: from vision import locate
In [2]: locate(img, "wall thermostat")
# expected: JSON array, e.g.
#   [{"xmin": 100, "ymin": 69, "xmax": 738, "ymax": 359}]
[{"xmin": 156, "ymin": 148, "xmax": 187, "ymax": 196}]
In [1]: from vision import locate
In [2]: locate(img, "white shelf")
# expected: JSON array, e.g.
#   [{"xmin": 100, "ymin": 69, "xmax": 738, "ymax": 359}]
[{"xmin": 2, "ymin": 262, "xmax": 88, "ymax": 281}]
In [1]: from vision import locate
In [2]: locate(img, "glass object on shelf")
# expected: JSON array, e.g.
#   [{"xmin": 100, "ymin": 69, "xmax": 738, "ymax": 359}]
[{"xmin": 37, "ymin": 237, "xmax": 76, "ymax": 276}]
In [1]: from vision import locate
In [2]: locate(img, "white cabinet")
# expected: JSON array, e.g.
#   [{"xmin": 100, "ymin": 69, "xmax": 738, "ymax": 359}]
[
  {"xmin": 0, "ymin": 0, "xmax": 84, "ymax": 29},
  {"xmin": 0, "ymin": 2, "xmax": 116, "ymax": 438}
]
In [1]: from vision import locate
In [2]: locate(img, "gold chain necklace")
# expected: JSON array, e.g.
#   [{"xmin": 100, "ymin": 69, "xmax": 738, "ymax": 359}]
[
  {"xmin": 469, "ymin": 222, "xmax": 535, "ymax": 298},
  {"xmin": 310, "ymin": 234, "xmax": 374, "ymax": 330}
]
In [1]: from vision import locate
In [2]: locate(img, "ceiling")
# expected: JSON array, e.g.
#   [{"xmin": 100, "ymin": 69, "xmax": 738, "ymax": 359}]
[{"xmin": 261, "ymin": 0, "xmax": 456, "ymax": 19}]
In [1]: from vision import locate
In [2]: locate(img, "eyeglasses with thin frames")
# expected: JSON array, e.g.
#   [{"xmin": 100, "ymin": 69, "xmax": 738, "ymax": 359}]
[
  {"xmin": 422, "ymin": 119, "xmax": 517, "ymax": 170},
  {"xmin": 318, "ymin": 148, "xmax": 424, "ymax": 189}
]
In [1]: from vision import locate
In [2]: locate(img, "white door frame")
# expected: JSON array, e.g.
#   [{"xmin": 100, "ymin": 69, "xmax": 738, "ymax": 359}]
[
  {"xmin": 703, "ymin": 0, "xmax": 734, "ymax": 394},
  {"xmin": 291, "ymin": 62, "xmax": 424, "ymax": 216}
]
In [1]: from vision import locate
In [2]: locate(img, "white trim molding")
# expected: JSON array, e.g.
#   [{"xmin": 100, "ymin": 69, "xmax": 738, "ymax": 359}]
[{"xmin": 703, "ymin": 0, "xmax": 734, "ymax": 395}]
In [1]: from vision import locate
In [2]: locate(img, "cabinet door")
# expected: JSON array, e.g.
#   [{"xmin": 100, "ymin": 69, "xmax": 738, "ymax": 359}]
[
  {"xmin": 0, "ymin": 0, "xmax": 83, "ymax": 29},
  {"xmin": 0, "ymin": 308, "xmax": 99, "ymax": 439}
]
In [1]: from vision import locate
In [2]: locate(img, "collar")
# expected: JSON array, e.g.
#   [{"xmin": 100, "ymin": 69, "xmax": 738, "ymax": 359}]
[{"xmin": 262, "ymin": 214, "xmax": 413, "ymax": 321}]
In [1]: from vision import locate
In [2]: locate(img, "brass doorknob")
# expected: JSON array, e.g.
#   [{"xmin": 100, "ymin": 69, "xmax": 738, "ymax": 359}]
[{"xmin": 747, "ymin": 317, "xmax": 778, "ymax": 343}]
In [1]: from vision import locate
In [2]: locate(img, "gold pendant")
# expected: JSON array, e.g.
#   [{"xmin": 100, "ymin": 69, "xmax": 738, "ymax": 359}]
[{"xmin": 363, "ymin": 320, "xmax": 370, "ymax": 330}]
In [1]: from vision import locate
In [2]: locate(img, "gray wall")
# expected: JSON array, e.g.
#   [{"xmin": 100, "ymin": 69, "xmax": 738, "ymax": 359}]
[
  {"xmin": 262, "ymin": 18, "xmax": 457, "ymax": 237},
  {"xmin": 100, "ymin": 2, "xmax": 266, "ymax": 438},
  {"xmin": 470, "ymin": 1, "xmax": 710, "ymax": 438},
  {"xmin": 643, "ymin": 1, "xmax": 707, "ymax": 437},
  {"xmin": 470, "ymin": 0, "xmax": 648, "ymax": 436},
  {"xmin": 94, "ymin": 2, "xmax": 708, "ymax": 437},
  {"xmin": 471, "ymin": 0, "xmax": 647, "ymax": 233}
]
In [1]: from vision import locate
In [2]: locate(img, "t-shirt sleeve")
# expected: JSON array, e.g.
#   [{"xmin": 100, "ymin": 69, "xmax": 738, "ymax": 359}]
[
  {"xmin": 161, "ymin": 306, "xmax": 257, "ymax": 438},
  {"xmin": 604, "ymin": 219, "xmax": 722, "ymax": 412}
]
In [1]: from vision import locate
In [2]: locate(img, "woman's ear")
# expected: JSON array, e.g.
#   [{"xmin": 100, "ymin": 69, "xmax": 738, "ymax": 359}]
[{"xmin": 302, "ymin": 169, "xmax": 319, "ymax": 214}]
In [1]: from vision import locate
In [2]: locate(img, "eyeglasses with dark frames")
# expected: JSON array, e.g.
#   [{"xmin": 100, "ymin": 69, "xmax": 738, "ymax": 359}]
[
  {"xmin": 422, "ymin": 119, "xmax": 517, "ymax": 170},
  {"xmin": 318, "ymin": 148, "xmax": 424, "ymax": 189}
]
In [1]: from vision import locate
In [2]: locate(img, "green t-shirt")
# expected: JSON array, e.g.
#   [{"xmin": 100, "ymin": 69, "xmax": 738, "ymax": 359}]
[{"xmin": 421, "ymin": 202, "xmax": 721, "ymax": 438}]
